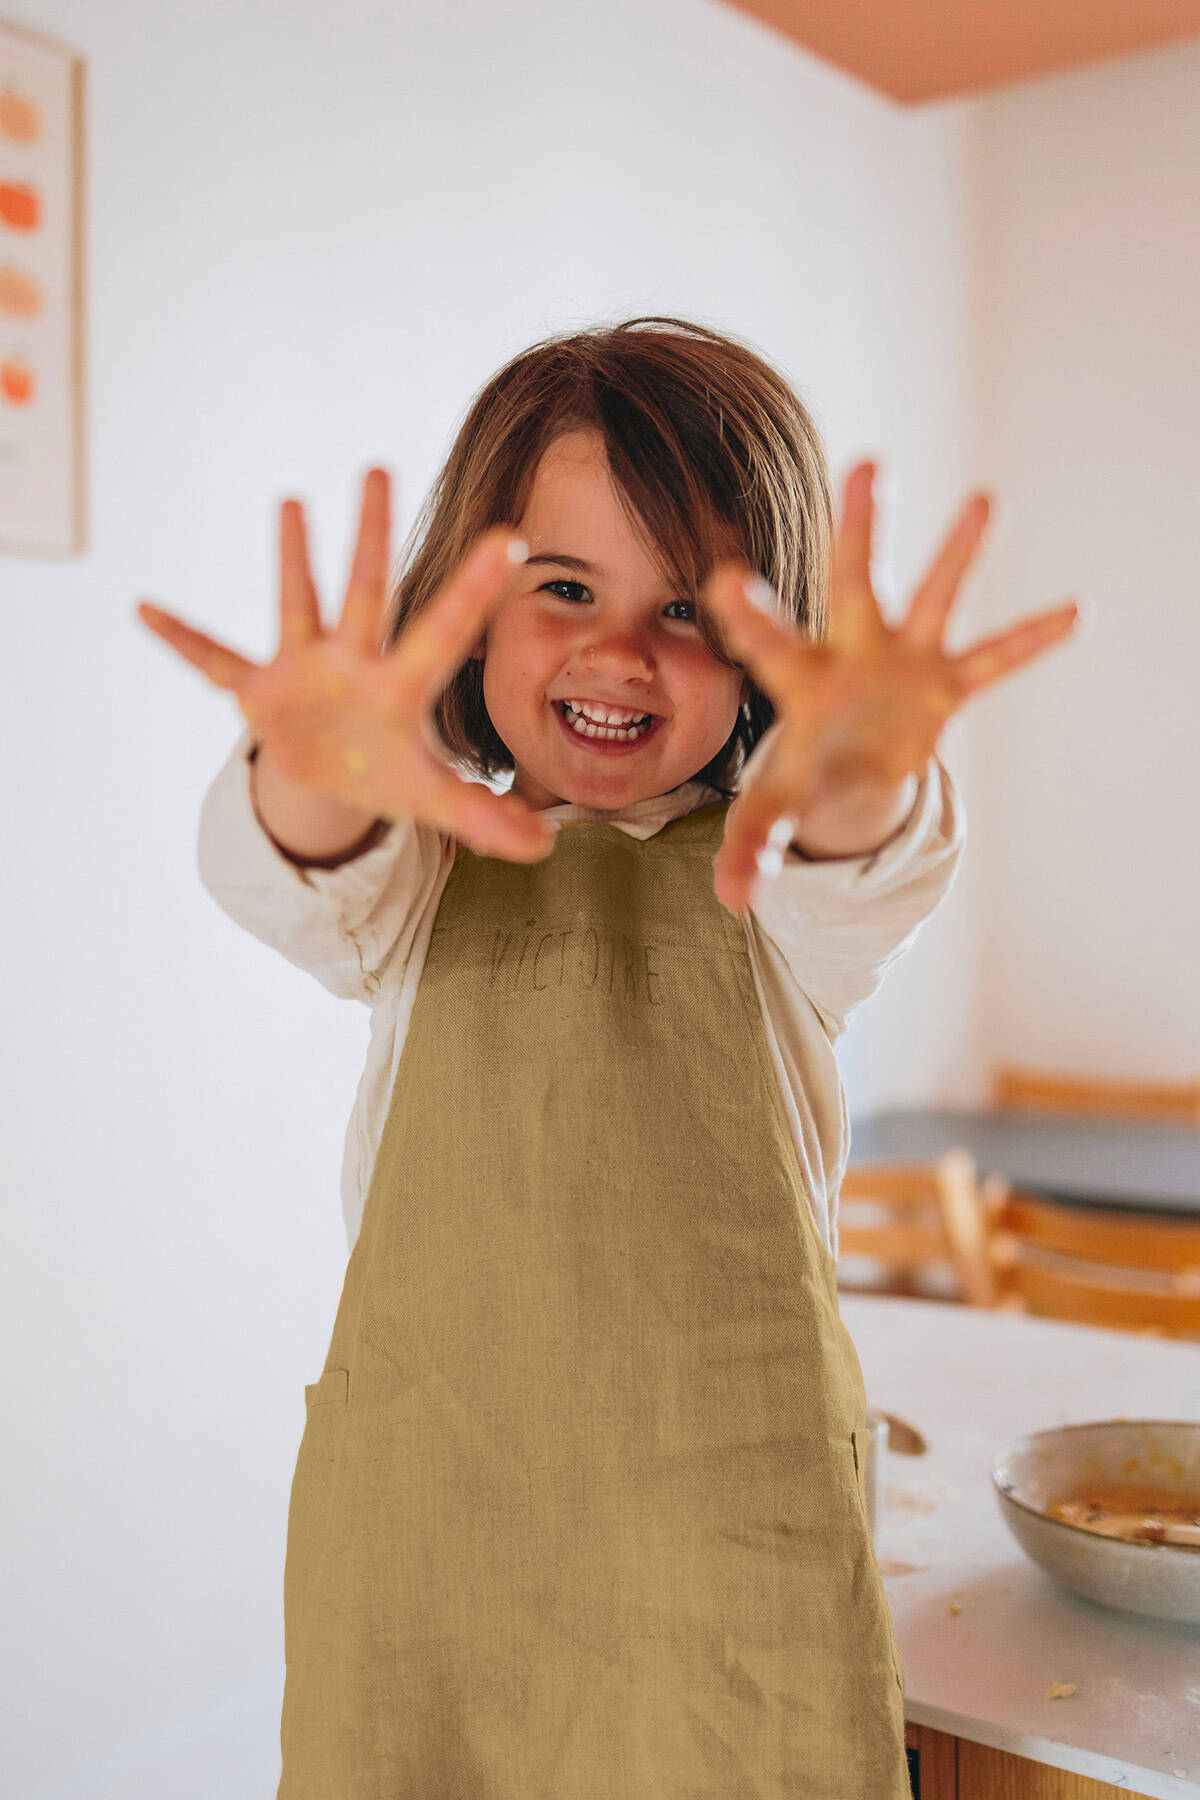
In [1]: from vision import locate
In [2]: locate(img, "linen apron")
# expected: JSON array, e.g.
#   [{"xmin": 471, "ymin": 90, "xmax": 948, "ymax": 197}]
[{"xmin": 277, "ymin": 801, "xmax": 908, "ymax": 1799}]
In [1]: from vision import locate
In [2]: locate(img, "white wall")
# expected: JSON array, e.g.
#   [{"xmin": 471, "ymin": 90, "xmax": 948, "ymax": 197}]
[
  {"xmin": 4, "ymin": 0, "xmax": 1192, "ymax": 1794},
  {"xmin": 964, "ymin": 40, "xmax": 1200, "ymax": 1081}
]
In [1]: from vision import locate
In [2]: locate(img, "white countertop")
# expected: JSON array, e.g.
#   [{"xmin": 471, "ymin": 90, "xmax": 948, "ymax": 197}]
[{"xmin": 839, "ymin": 1295, "xmax": 1200, "ymax": 1799}]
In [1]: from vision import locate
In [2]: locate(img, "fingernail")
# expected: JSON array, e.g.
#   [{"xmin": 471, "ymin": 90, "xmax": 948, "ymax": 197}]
[
  {"xmin": 1074, "ymin": 595, "xmax": 1098, "ymax": 635},
  {"xmin": 983, "ymin": 496, "xmax": 1012, "ymax": 547},
  {"xmin": 875, "ymin": 467, "xmax": 898, "ymax": 513},
  {"xmin": 506, "ymin": 536, "xmax": 529, "ymax": 563},
  {"xmin": 744, "ymin": 575, "xmax": 777, "ymax": 614}
]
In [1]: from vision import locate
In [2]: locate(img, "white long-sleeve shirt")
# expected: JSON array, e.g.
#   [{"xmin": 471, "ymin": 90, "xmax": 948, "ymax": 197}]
[{"xmin": 198, "ymin": 725, "xmax": 966, "ymax": 1262}]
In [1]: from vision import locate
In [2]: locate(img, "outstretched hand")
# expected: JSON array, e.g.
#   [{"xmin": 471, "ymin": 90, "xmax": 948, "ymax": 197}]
[
  {"xmin": 700, "ymin": 460, "xmax": 1087, "ymax": 913},
  {"xmin": 135, "ymin": 468, "xmax": 556, "ymax": 863}
]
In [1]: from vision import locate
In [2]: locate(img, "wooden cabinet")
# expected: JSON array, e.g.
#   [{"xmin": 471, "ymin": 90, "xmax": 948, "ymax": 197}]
[{"xmin": 905, "ymin": 1722, "xmax": 1158, "ymax": 1798}]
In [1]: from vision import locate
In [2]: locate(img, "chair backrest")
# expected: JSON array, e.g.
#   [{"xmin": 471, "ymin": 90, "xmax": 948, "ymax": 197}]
[
  {"xmin": 992, "ymin": 1064, "xmax": 1200, "ymax": 1124},
  {"xmin": 837, "ymin": 1150, "xmax": 996, "ymax": 1307},
  {"xmin": 984, "ymin": 1185, "xmax": 1200, "ymax": 1339}
]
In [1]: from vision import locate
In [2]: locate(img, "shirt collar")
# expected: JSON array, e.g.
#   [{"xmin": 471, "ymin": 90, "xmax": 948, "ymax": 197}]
[{"xmin": 536, "ymin": 779, "xmax": 726, "ymax": 840}]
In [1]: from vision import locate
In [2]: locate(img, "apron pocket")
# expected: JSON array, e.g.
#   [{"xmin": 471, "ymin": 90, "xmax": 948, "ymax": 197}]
[
  {"xmin": 284, "ymin": 1367, "xmax": 350, "ymax": 1664},
  {"xmin": 850, "ymin": 1428, "xmax": 905, "ymax": 1698},
  {"xmin": 304, "ymin": 1366, "xmax": 349, "ymax": 1410},
  {"xmin": 850, "ymin": 1426, "xmax": 871, "ymax": 1524}
]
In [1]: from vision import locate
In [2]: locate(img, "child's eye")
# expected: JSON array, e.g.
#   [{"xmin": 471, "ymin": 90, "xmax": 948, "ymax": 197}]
[
  {"xmin": 541, "ymin": 579, "xmax": 592, "ymax": 604},
  {"xmin": 540, "ymin": 579, "xmax": 696, "ymax": 623}
]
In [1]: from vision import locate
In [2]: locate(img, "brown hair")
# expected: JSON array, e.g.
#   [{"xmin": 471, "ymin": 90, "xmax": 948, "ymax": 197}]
[{"xmin": 382, "ymin": 315, "xmax": 834, "ymax": 799}]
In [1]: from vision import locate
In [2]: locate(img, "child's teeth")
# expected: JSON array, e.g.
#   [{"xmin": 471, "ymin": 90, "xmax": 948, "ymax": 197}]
[{"xmin": 563, "ymin": 701, "xmax": 651, "ymax": 741}]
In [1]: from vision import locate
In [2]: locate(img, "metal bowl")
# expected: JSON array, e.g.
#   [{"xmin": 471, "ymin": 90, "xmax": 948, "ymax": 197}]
[{"xmin": 992, "ymin": 1420, "xmax": 1200, "ymax": 1626}]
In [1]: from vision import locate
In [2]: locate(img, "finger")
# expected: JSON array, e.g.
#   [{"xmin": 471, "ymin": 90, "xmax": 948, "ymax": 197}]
[
  {"xmin": 712, "ymin": 739, "xmax": 826, "ymax": 915},
  {"xmin": 136, "ymin": 601, "xmax": 257, "ymax": 695},
  {"xmin": 904, "ymin": 491, "xmax": 993, "ymax": 649},
  {"xmin": 279, "ymin": 499, "xmax": 323, "ymax": 647},
  {"xmin": 698, "ymin": 560, "xmax": 807, "ymax": 711},
  {"xmin": 336, "ymin": 466, "xmax": 391, "ymax": 655},
  {"xmin": 423, "ymin": 764, "xmax": 556, "ymax": 861},
  {"xmin": 713, "ymin": 788, "xmax": 817, "ymax": 916},
  {"xmin": 389, "ymin": 527, "xmax": 528, "ymax": 709},
  {"xmin": 828, "ymin": 460, "xmax": 887, "ymax": 651},
  {"xmin": 951, "ymin": 600, "xmax": 1083, "ymax": 696}
]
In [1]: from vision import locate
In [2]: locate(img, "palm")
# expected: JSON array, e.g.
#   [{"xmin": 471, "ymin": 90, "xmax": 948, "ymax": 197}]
[
  {"xmin": 231, "ymin": 638, "xmax": 428, "ymax": 804},
  {"xmin": 759, "ymin": 636, "xmax": 961, "ymax": 794},
  {"xmin": 135, "ymin": 468, "xmax": 555, "ymax": 861},
  {"xmin": 701, "ymin": 459, "xmax": 1084, "ymax": 909}
]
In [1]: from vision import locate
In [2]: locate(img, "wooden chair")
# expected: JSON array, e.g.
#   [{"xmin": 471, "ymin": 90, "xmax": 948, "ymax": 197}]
[
  {"xmin": 992, "ymin": 1063, "xmax": 1200, "ymax": 1124},
  {"xmin": 836, "ymin": 1150, "xmax": 998, "ymax": 1308},
  {"xmin": 980, "ymin": 1183, "xmax": 1200, "ymax": 1340}
]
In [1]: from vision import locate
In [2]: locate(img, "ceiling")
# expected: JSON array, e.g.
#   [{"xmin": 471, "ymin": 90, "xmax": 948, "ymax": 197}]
[{"xmin": 717, "ymin": 0, "xmax": 1200, "ymax": 104}]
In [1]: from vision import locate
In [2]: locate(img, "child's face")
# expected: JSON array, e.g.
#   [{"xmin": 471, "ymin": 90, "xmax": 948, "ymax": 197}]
[{"xmin": 471, "ymin": 428, "xmax": 748, "ymax": 812}]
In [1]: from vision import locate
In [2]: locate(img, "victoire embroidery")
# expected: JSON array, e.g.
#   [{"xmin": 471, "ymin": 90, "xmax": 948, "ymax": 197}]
[{"xmin": 487, "ymin": 925, "xmax": 665, "ymax": 1005}]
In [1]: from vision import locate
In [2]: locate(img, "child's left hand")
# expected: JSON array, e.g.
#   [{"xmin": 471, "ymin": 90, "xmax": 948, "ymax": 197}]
[{"xmin": 701, "ymin": 459, "xmax": 1087, "ymax": 913}]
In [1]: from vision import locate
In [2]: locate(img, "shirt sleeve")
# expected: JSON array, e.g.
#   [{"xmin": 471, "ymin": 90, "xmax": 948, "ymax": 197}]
[
  {"xmin": 748, "ymin": 749, "xmax": 966, "ymax": 1041},
  {"xmin": 196, "ymin": 725, "xmax": 446, "ymax": 1005}
]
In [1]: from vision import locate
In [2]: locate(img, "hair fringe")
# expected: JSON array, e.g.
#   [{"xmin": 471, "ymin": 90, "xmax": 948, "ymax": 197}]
[{"xmin": 381, "ymin": 315, "xmax": 834, "ymax": 801}]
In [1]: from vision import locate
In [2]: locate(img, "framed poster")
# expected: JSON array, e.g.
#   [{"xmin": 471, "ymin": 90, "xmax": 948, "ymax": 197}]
[{"xmin": 0, "ymin": 19, "xmax": 84, "ymax": 557}]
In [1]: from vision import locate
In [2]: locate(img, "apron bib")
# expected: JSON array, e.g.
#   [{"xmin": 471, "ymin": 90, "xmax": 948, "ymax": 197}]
[{"xmin": 277, "ymin": 802, "xmax": 908, "ymax": 1798}]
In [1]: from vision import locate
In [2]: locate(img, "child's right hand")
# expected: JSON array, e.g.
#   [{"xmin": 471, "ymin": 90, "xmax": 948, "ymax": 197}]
[{"xmin": 135, "ymin": 467, "xmax": 556, "ymax": 862}]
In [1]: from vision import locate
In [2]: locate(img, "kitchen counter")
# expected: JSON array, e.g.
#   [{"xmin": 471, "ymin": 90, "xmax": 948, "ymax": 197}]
[{"xmin": 839, "ymin": 1294, "xmax": 1200, "ymax": 1798}]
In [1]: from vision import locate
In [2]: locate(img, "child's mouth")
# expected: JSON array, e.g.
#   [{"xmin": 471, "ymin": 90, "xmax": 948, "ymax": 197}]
[{"xmin": 552, "ymin": 699, "xmax": 663, "ymax": 755}]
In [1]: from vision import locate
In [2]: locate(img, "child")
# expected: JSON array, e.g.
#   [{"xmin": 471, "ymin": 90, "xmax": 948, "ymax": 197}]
[{"xmin": 137, "ymin": 316, "xmax": 1082, "ymax": 1797}]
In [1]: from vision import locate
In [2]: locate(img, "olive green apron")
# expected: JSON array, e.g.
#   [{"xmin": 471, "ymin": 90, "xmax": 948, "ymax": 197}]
[{"xmin": 277, "ymin": 801, "xmax": 908, "ymax": 1798}]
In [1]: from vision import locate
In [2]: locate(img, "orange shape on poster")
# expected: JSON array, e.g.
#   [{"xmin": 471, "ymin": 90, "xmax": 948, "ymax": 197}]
[
  {"xmin": 0, "ymin": 356, "xmax": 34, "ymax": 405},
  {"xmin": 0, "ymin": 266, "xmax": 41, "ymax": 316},
  {"xmin": 0, "ymin": 183, "xmax": 40, "ymax": 230},
  {"xmin": 0, "ymin": 87, "xmax": 41, "ymax": 144}
]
